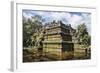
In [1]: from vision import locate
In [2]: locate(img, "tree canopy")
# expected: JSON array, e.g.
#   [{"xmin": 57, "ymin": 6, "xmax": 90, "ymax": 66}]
[
  {"xmin": 75, "ymin": 23, "xmax": 91, "ymax": 47},
  {"xmin": 23, "ymin": 15, "xmax": 43, "ymax": 47}
]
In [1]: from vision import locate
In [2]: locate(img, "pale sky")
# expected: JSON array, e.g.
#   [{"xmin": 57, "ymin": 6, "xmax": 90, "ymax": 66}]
[{"xmin": 23, "ymin": 10, "xmax": 91, "ymax": 34}]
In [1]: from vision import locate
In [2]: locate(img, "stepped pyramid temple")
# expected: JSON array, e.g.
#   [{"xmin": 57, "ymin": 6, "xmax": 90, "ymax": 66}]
[
  {"xmin": 42, "ymin": 21, "xmax": 74, "ymax": 60},
  {"xmin": 23, "ymin": 20, "xmax": 90, "ymax": 62}
]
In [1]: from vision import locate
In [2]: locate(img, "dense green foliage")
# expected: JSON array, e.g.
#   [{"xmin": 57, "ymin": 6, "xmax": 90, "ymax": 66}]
[
  {"xmin": 23, "ymin": 15, "xmax": 43, "ymax": 47},
  {"xmin": 75, "ymin": 23, "xmax": 91, "ymax": 47}
]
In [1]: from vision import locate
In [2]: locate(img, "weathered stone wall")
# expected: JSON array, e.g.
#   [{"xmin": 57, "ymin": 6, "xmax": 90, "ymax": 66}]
[{"xmin": 43, "ymin": 22, "xmax": 74, "ymax": 60}]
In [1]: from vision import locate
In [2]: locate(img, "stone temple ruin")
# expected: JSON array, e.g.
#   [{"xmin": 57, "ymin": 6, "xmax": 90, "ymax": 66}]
[
  {"xmin": 23, "ymin": 20, "xmax": 90, "ymax": 62},
  {"xmin": 42, "ymin": 21, "xmax": 74, "ymax": 60}
]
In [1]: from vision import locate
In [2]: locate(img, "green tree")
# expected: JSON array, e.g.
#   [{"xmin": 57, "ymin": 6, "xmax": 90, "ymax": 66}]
[
  {"xmin": 75, "ymin": 23, "xmax": 91, "ymax": 46},
  {"xmin": 23, "ymin": 15, "xmax": 43, "ymax": 47}
]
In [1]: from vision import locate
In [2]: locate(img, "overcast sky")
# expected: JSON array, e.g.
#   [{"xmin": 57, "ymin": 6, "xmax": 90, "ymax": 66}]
[{"xmin": 23, "ymin": 10, "xmax": 91, "ymax": 34}]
